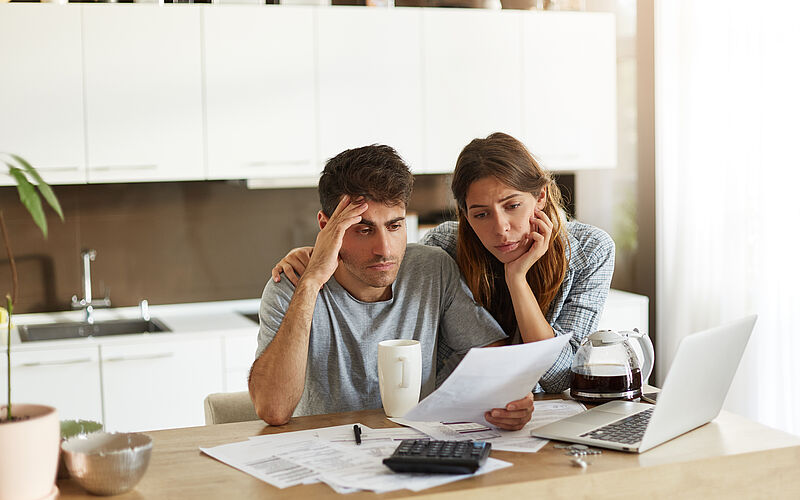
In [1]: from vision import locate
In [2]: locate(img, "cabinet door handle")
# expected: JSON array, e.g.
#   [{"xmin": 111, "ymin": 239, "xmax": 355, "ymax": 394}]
[
  {"xmin": 90, "ymin": 164, "xmax": 158, "ymax": 172},
  {"xmin": 17, "ymin": 357, "xmax": 93, "ymax": 368},
  {"xmin": 37, "ymin": 165, "xmax": 81, "ymax": 172},
  {"xmin": 243, "ymin": 159, "xmax": 309, "ymax": 167},
  {"xmin": 104, "ymin": 352, "xmax": 174, "ymax": 363}
]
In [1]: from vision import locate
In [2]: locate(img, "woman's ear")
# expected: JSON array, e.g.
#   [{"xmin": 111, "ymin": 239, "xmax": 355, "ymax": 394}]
[{"xmin": 535, "ymin": 187, "xmax": 547, "ymax": 210}]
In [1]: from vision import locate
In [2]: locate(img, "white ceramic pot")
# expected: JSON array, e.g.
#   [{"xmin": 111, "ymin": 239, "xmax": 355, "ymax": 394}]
[{"xmin": 0, "ymin": 404, "xmax": 60, "ymax": 500}]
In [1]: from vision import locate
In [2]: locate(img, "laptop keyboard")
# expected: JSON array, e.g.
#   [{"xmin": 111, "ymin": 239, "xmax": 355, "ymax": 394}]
[{"xmin": 580, "ymin": 407, "xmax": 655, "ymax": 445}]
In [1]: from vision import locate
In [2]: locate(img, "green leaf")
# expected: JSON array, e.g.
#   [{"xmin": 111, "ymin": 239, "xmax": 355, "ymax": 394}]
[
  {"xmin": 10, "ymin": 154, "xmax": 64, "ymax": 221},
  {"xmin": 8, "ymin": 167, "xmax": 48, "ymax": 238},
  {"xmin": 60, "ymin": 419, "xmax": 103, "ymax": 439}
]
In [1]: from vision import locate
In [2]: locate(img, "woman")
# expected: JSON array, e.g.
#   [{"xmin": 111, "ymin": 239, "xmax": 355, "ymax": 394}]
[
  {"xmin": 272, "ymin": 132, "xmax": 614, "ymax": 393},
  {"xmin": 426, "ymin": 132, "xmax": 614, "ymax": 393}
]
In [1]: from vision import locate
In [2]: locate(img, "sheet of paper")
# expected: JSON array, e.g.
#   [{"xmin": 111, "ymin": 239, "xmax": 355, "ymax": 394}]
[
  {"xmin": 202, "ymin": 424, "xmax": 365, "ymax": 490},
  {"xmin": 315, "ymin": 424, "xmax": 427, "ymax": 445},
  {"xmin": 246, "ymin": 423, "xmax": 365, "ymax": 444},
  {"xmin": 389, "ymin": 418, "xmax": 502, "ymax": 441},
  {"xmin": 403, "ymin": 334, "xmax": 572, "ymax": 426},
  {"xmin": 200, "ymin": 439, "xmax": 320, "ymax": 489},
  {"xmin": 489, "ymin": 399, "xmax": 586, "ymax": 453},
  {"xmin": 319, "ymin": 456, "xmax": 513, "ymax": 494},
  {"xmin": 391, "ymin": 399, "xmax": 586, "ymax": 453},
  {"xmin": 201, "ymin": 421, "xmax": 512, "ymax": 494}
]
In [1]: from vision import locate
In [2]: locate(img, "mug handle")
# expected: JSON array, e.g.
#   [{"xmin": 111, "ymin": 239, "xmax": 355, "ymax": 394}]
[{"xmin": 398, "ymin": 356, "xmax": 409, "ymax": 389}]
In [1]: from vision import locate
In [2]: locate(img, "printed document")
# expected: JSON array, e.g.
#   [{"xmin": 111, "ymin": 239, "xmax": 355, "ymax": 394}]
[
  {"xmin": 201, "ymin": 423, "xmax": 512, "ymax": 494},
  {"xmin": 403, "ymin": 333, "xmax": 572, "ymax": 426},
  {"xmin": 393, "ymin": 399, "xmax": 586, "ymax": 453}
]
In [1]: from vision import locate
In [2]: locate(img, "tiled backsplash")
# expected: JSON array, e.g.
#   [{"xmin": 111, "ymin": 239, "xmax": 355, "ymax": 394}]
[
  {"xmin": 0, "ymin": 181, "xmax": 323, "ymax": 314},
  {"xmin": 0, "ymin": 173, "xmax": 571, "ymax": 314}
]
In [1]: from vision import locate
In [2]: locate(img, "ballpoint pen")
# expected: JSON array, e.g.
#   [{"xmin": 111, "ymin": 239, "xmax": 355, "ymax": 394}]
[{"xmin": 353, "ymin": 424, "xmax": 362, "ymax": 445}]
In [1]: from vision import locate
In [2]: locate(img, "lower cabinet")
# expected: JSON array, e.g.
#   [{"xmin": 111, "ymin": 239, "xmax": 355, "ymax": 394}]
[
  {"xmin": 100, "ymin": 337, "xmax": 223, "ymax": 432},
  {"xmin": 1, "ymin": 345, "xmax": 103, "ymax": 423},
  {"xmin": 223, "ymin": 334, "xmax": 258, "ymax": 393}
]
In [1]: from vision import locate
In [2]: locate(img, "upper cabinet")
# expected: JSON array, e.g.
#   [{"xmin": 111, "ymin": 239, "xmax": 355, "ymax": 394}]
[
  {"xmin": 316, "ymin": 7, "xmax": 424, "ymax": 173},
  {"xmin": 0, "ymin": 5, "xmax": 86, "ymax": 185},
  {"xmin": 521, "ymin": 12, "xmax": 617, "ymax": 170},
  {"xmin": 82, "ymin": 5, "xmax": 205, "ymax": 183},
  {"xmin": 422, "ymin": 9, "xmax": 523, "ymax": 174},
  {"xmin": 0, "ymin": 5, "xmax": 617, "ymax": 185},
  {"xmin": 204, "ymin": 6, "xmax": 317, "ymax": 180}
]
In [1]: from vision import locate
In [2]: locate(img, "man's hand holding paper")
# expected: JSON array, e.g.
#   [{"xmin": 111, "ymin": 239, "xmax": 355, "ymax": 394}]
[
  {"xmin": 403, "ymin": 333, "xmax": 572, "ymax": 427},
  {"xmin": 485, "ymin": 392, "xmax": 534, "ymax": 431}
]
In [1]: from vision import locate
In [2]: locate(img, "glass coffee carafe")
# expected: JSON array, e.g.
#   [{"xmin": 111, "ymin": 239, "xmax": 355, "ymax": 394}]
[{"xmin": 569, "ymin": 329, "xmax": 653, "ymax": 404}]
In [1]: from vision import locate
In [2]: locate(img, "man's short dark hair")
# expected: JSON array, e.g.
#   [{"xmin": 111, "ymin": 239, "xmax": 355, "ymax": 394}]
[{"xmin": 318, "ymin": 145, "xmax": 414, "ymax": 217}]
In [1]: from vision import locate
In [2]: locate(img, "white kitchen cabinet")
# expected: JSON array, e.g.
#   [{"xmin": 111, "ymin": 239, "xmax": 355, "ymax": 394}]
[
  {"xmin": 82, "ymin": 5, "xmax": 205, "ymax": 183},
  {"xmin": 100, "ymin": 337, "xmax": 222, "ymax": 432},
  {"xmin": 598, "ymin": 289, "xmax": 649, "ymax": 334},
  {"xmin": 422, "ymin": 9, "xmax": 523, "ymax": 174},
  {"xmin": 521, "ymin": 12, "xmax": 617, "ymax": 170},
  {"xmin": 203, "ymin": 5, "xmax": 317, "ymax": 181},
  {"xmin": 222, "ymin": 333, "xmax": 258, "ymax": 393},
  {"xmin": 316, "ymin": 7, "xmax": 424, "ymax": 173},
  {"xmin": 0, "ymin": 4, "xmax": 86, "ymax": 185},
  {"xmin": 0, "ymin": 345, "xmax": 102, "ymax": 423}
]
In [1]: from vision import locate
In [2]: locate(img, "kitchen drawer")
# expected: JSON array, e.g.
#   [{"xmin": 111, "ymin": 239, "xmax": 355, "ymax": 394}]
[{"xmin": 0, "ymin": 345, "xmax": 103, "ymax": 423}]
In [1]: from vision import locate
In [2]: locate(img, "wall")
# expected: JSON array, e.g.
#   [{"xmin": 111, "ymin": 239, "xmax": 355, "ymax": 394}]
[
  {"xmin": 0, "ymin": 181, "xmax": 322, "ymax": 314},
  {"xmin": 572, "ymin": 0, "xmax": 655, "ymax": 339},
  {"xmin": 1, "ymin": 171, "xmax": 575, "ymax": 314}
]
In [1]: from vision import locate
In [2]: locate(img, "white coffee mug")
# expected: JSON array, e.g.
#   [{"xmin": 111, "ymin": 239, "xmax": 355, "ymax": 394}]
[{"xmin": 377, "ymin": 339, "xmax": 422, "ymax": 417}]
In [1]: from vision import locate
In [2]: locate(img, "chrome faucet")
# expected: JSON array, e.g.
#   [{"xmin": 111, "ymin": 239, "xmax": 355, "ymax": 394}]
[{"xmin": 71, "ymin": 249, "xmax": 111, "ymax": 324}]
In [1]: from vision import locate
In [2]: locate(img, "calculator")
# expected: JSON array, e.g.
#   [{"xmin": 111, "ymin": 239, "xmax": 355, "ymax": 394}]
[{"xmin": 382, "ymin": 439, "xmax": 491, "ymax": 474}]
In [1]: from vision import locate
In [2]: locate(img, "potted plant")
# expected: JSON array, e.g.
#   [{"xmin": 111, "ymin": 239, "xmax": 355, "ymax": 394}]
[{"xmin": 1, "ymin": 153, "xmax": 64, "ymax": 500}]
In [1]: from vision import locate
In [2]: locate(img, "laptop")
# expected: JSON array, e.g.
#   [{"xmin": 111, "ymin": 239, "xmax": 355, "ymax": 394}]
[{"xmin": 531, "ymin": 315, "xmax": 757, "ymax": 453}]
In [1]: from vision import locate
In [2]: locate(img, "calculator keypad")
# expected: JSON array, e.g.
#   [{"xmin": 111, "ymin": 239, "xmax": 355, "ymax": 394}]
[{"xmin": 383, "ymin": 440, "xmax": 491, "ymax": 474}]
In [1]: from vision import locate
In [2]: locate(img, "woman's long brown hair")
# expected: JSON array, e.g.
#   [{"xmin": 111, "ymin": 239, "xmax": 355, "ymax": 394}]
[{"xmin": 452, "ymin": 132, "xmax": 570, "ymax": 334}]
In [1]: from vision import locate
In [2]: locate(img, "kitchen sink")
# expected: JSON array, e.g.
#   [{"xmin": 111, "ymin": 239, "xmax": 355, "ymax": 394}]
[{"xmin": 18, "ymin": 318, "xmax": 170, "ymax": 342}]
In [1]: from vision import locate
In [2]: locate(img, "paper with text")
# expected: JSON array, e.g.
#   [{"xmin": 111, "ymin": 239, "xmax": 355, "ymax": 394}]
[{"xmin": 403, "ymin": 334, "xmax": 572, "ymax": 426}]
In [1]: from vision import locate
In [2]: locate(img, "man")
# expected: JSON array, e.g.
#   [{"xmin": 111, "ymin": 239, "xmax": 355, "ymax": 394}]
[{"xmin": 248, "ymin": 145, "xmax": 533, "ymax": 429}]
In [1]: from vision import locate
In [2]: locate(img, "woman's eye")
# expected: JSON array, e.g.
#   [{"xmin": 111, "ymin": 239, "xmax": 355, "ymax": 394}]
[
  {"xmin": 508, "ymin": 203, "xmax": 521, "ymax": 210},
  {"xmin": 471, "ymin": 212, "xmax": 486, "ymax": 219}
]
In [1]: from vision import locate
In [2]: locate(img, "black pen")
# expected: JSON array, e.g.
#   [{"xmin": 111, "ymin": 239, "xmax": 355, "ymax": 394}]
[{"xmin": 353, "ymin": 424, "xmax": 362, "ymax": 445}]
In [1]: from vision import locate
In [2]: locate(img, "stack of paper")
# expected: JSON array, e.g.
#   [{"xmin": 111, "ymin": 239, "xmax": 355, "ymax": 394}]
[
  {"xmin": 200, "ymin": 424, "xmax": 512, "ymax": 494},
  {"xmin": 392, "ymin": 399, "xmax": 586, "ymax": 453}
]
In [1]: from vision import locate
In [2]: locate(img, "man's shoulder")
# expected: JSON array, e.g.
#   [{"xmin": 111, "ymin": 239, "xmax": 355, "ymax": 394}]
[
  {"xmin": 396, "ymin": 244, "xmax": 460, "ymax": 286},
  {"xmin": 403, "ymin": 243, "xmax": 457, "ymax": 269},
  {"xmin": 261, "ymin": 273, "xmax": 297, "ymax": 306}
]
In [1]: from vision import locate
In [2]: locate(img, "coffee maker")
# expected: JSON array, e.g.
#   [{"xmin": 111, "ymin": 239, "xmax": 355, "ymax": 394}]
[{"xmin": 569, "ymin": 329, "xmax": 654, "ymax": 404}]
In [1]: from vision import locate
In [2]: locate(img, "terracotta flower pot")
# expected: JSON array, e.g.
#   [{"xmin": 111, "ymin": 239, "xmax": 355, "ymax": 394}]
[{"xmin": 0, "ymin": 405, "xmax": 60, "ymax": 500}]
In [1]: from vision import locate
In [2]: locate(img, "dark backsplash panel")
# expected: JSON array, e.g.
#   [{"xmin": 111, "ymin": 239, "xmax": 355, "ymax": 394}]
[
  {"xmin": 0, "ymin": 181, "xmax": 322, "ymax": 314},
  {"xmin": 0, "ymin": 173, "xmax": 573, "ymax": 314}
]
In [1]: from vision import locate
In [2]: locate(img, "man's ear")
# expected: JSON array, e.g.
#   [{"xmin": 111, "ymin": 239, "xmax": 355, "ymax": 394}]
[
  {"xmin": 535, "ymin": 187, "xmax": 547, "ymax": 210},
  {"xmin": 318, "ymin": 211, "xmax": 329, "ymax": 230}
]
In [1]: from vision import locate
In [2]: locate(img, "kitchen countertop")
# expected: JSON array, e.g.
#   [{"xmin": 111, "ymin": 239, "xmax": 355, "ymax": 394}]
[
  {"xmin": 2, "ymin": 298, "xmax": 261, "ymax": 351},
  {"xmin": 3, "ymin": 289, "xmax": 647, "ymax": 351}
]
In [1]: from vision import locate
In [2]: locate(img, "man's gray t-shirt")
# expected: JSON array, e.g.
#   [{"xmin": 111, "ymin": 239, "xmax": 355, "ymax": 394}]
[{"xmin": 255, "ymin": 243, "xmax": 507, "ymax": 417}]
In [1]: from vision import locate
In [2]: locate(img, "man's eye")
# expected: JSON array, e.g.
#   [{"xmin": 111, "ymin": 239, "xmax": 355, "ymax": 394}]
[
  {"xmin": 388, "ymin": 224, "xmax": 402, "ymax": 231},
  {"xmin": 358, "ymin": 228, "xmax": 372, "ymax": 235}
]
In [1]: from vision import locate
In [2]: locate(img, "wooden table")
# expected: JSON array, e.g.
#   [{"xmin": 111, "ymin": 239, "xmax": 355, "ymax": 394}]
[{"xmin": 58, "ymin": 396, "xmax": 800, "ymax": 499}]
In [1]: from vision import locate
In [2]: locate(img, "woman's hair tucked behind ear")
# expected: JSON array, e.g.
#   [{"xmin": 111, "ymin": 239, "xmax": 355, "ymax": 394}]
[{"xmin": 452, "ymin": 132, "xmax": 570, "ymax": 332}]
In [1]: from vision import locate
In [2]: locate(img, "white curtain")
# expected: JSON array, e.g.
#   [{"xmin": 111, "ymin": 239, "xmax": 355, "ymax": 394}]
[{"xmin": 655, "ymin": 0, "xmax": 800, "ymax": 435}]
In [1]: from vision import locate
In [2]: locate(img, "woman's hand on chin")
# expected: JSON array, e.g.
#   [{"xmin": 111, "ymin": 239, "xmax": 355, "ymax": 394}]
[{"xmin": 504, "ymin": 208, "xmax": 554, "ymax": 283}]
